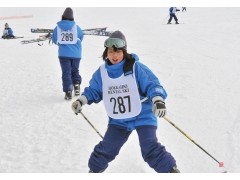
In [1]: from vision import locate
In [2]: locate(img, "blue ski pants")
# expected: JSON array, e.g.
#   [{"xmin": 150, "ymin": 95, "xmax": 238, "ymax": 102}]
[
  {"xmin": 168, "ymin": 14, "xmax": 178, "ymax": 23},
  {"xmin": 88, "ymin": 124, "xmax": 176, "ymax": 173},
  {"xmin": 59, "ymin": 57, "xmax": 81, "ymax": 92}
]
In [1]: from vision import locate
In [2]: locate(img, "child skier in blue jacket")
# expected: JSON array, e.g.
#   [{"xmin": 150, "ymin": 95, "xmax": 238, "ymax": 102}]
[
  {"xmin": 71, "ymin": 31, "xmax": 180, "ymax": 173},
  {"xmin": 52, "ymin": 7, "xmax": 84, "ymax": 100},
  {"xmin": 2, "ymin": 23, "xmax": 15, "ymax": 39}
]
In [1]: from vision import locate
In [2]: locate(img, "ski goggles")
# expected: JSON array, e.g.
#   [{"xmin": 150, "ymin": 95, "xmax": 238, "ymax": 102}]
[{"xmin": 104, "ymin": 38, "xmax": 126, "ymax": 48}]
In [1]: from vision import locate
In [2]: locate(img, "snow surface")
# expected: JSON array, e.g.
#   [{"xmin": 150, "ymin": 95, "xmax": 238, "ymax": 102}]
[{"xmin": 0, "ymin": 7, "xmax": 240, "ymax": 174}]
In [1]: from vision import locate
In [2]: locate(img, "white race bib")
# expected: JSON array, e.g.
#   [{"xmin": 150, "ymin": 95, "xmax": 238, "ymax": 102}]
[
  {"xmin": 57, "ymin": 25, "xmax": 78, "ymax": 44},
  {"xmin": 100, "ymin": 63, "xmax": 141, "ymax": 119}
]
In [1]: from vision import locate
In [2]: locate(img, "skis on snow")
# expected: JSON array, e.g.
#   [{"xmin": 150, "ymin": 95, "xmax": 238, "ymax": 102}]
[
  {"xmin": 21, "ymin": 33, "xmax": 52, "ymax": 45},
  {"xmin": 1, "ymin": 36, "xmax": 24, "ymax": 40},
  {"xmin": 164, "ymin": 22, "xmax": 185, "ymax": 25}
]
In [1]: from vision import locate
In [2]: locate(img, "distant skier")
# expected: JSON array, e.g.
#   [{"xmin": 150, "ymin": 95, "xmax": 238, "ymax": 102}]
[
  {"xmin": 182, "ymin": 7, "xmax": 187, "ymax": 12},
  {"xmin": 2, "ymin": 23, "xmax": 15, "ymax": 39},
  {"xmin": 167, "ymin": 7, "xmax": 180, "ymax": 24},
  {"xmin": 52, "ymin": 7, "xmax": 84, "ymax": 100}
]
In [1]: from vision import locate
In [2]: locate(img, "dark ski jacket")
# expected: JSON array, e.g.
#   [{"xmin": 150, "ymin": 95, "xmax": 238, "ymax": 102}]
[{"xmin": 169, "ymin": 7, "xmax": 180, "ymax": 15}]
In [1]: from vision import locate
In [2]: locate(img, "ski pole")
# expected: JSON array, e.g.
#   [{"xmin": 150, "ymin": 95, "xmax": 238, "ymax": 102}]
[
  {"xmin": 163, "ymin": 116, "xmax": 224, "ymax": 168},
  {"xmin": 79, "ymin": 111, "xmax": 103, "ymax": 139}
]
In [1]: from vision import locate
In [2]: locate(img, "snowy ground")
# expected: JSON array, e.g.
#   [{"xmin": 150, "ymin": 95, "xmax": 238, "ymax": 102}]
[{"xmin": 0, "ymin": 7, "xmax": 240, "ymax": 175}]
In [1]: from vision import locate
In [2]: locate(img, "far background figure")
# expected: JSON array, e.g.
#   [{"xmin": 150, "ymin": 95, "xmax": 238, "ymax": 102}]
[
  {"xmin": 2, "ymin": 23, "xmax": 15, "ymax": 39},
  {"xmin": 167, "ymin": 7, "xmax": 180, "ymax": 24}
]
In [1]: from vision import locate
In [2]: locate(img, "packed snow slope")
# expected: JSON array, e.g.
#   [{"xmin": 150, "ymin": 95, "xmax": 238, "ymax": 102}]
[{"xmin": 0, "ymin": 7, "xmax": 240, "ymax": 173}]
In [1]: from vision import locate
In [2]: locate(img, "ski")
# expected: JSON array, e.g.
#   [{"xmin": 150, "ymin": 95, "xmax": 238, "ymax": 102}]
[
  {"xmin": 83, "ymin": 27, "xmax": 107, "ymax": 31},
  {"xmin": 30, "ymin": 27, "xmax": 108, "ymax": 34},
  {"xmin": 1, "ymin": 36, "xmax": 24, "ymax": 40},
  {"xmin": 31, "ymin": 28, "xmax": 53, "ymax": 33},
  {"xmin": 30, "ymin": 27, "xmax": 113, "ymax": 36},
  {"xmin": 83, "ymin": 27, "xmax": 112, "ymax": 36},
  {"xmin": 84, "ymin": 29, "xmax": 112, "ymax": 36},
  {"xmin": 21, "ymin": 38, "xmax": 47, "ymax": 44},
  {"xmin": 164, "ymin": 23, "xmax": 185, "ymax": 25},
  {"xmin": 21, "ymin": 36, "xmax": 51, "ymax": 45}
]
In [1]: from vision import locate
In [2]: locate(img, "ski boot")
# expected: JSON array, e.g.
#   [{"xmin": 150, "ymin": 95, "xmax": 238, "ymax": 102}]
[
  {"xmin": 64, "ymin": 91, "xmax": 72, "ymax": 100},
  {"xmin": 170, "ymin": 165, "xmax": 180, "ymax": 173},
  {"xmin": 175, "ymin": 21, "xmax": 179, "ymax": 24},
  {"xmin": 74, "ymin": 83, "xmax": 80, "ymax": 96}
]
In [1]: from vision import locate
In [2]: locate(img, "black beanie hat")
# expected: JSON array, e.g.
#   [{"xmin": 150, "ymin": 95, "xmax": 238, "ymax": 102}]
[
  {"xmin": 109, "ymin": 30, "xmax": 127, "ymax": 49},
  {"xmin": 5, "ymin": 23, "xmax": 9, "ymax": 28},
  {"xmin": 62, "ymin": 7, "xmax": 74, "ymax": 20}
]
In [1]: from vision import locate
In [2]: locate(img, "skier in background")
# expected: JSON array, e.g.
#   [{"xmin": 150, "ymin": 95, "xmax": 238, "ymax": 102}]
[
  {"xmin": 2, "ymin": 23, "xmax": 15, "ymax": 39},
  {"xmin": 52, "ymin": 7, "xmax": 84, "ymax": 100},
  {"xmin": 182, "ymin": 7, "xmax": 187, "ymax": 12},
  {"xmin": 71, "ymin": 30, "xmax": 180, "ymax": 173},
  {"xmin": 167, "ymin": 7, "xmax": 180, "ymax": 24}
]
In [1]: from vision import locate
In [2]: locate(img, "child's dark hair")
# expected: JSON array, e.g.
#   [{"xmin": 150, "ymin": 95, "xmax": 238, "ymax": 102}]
[
  {"xmin": 102, "ymin": 47, "xmax": 135, "ymax": 75},
  {"xmin": 102, "ymin": 46, "xmax": 131, "ymax": 62}
]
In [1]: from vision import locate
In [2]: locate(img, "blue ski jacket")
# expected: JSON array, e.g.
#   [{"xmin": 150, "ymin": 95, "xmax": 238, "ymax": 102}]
[
  {"xmin": 3, "ymin": 28, "xmax": 14, "ymax": 36},
  {"xmin": 82, "ymin": 53, "xmax": 167, "ymax": 131},
  {"xmin": 52, "ymin": 20, "xmax": 84, "ymax": 59}
]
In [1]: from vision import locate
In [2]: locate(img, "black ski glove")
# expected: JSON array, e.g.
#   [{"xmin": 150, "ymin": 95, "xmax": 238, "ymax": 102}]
[{"xmin": 152, "ymin": 96, "xmax": 166, "ymax": 118}]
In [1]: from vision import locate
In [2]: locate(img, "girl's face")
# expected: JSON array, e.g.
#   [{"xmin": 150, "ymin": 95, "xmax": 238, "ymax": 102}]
[{"xmin": 107, "ymin": 48, "xmax": 124, "ymax": 64}]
